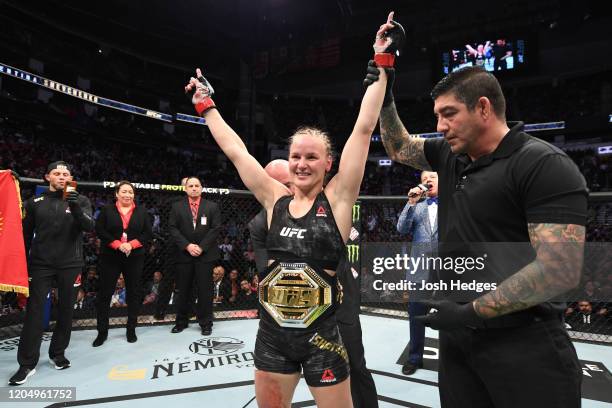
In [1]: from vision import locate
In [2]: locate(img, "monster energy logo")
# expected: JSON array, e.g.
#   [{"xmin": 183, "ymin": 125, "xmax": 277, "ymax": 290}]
[
  {"xmin": 347, "ymin": 244, "xmax": 359, "ymax": 263},
  {"xmin": 352, "ymin": 203, "xmax": 360, "ymax": 223}
]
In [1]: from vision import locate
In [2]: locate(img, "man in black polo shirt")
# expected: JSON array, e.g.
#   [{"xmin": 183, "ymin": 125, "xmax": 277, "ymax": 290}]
[{"xmin": 369, "ymin": 66, "xmax": 587, "ymax": 407}]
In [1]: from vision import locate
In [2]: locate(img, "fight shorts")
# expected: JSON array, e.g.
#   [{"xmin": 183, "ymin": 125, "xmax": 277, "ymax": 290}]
[{"xmin": 254, "ymin": 316, "xmax": 350, "ymax": 387}]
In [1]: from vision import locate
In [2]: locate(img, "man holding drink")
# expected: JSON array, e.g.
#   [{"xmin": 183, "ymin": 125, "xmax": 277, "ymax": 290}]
[{"xmin": 8, "ymin": 161, "xmax": 94, "ymax": 385}]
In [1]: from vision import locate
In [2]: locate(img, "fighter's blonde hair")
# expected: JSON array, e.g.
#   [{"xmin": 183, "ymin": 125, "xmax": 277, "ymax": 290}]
[{"xmin": 288, "ymin": 126, "xmax": 334, "ymax": 158}]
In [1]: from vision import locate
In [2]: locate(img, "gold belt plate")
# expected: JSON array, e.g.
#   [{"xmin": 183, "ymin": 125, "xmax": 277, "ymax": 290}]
[{"xmin": 259, "ymin": 262, "xmax": 332, "ymax": 328}]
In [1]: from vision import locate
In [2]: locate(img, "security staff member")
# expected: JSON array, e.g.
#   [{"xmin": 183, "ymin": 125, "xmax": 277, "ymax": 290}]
[
  {"xmin": 374, "ymin": 65, "xmax": 586, "ymax": 407},
  {"xmin": 169, "ymin": 176, "xmax": 221, "ymax": 335},
  {"xmin": 9, "ymin": 161, "xmax": 94, "ymax": 386}
]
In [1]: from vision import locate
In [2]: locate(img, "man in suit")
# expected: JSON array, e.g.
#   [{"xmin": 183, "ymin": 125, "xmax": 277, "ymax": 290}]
[
  {"xmin": 397, "ymin": 171, "xmax": 439, "ymax": 375},
  {"xmin": 211, "ymin": 265, "xmax": 231, "ymax": 306},
  {"xmin": 169, "ymin": 176, "xmax": 221, "ymax": 335}
]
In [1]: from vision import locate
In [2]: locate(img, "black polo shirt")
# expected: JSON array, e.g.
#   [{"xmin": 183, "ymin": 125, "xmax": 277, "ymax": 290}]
[{"xmin": 423, "ymin": 122, "xmax": 588, "ymax": 300}]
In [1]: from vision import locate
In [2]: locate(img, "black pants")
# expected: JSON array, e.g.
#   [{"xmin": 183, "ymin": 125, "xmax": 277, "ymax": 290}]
[
  {"xmin": 337, "ymin": 318, "xmax": 379, "ymax": 408},
  {"xmin": 174, "ymin": 260, "xmax": 213, "ymax": 328},
  {"xmin": 439, "ymin": 320, "xmax": 582, "ymax": 408},
  {"xmin": 494, "ymin": 59, "xmax": 507, "ymax": 71},
  {"xmin": 96, "ymin": 253, "xmax": 144, "ymax": 332},
  {"xmin": 17, "ymin": 266, "xmax": 81, "ymax": 368},
  {"xmin": 407, "ymin": 301, "xmax": 427, "ymax": 365}
]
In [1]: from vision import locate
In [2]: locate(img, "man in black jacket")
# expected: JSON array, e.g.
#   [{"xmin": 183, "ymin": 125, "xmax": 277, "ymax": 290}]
[
  {"xmin": 9, "ymin": 161, "xmax": 94, "ymax": 386},
  {"xmin": 169, "ymin": 176, "xmax": 221, "ymax": 335}
]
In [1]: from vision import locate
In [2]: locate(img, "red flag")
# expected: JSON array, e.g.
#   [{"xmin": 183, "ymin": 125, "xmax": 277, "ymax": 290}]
[{"xmin": 0, "ymin": 170, "xmax": 28, "ymax": 296}]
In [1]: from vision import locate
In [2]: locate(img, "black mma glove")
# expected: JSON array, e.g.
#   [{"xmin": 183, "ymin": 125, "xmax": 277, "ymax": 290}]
[
  {"xmin": 368, "ymin": 18, "xmax": 405, "ymax": 106},
  {"xmin": 363, "ymin": 60, "xmax": 396, "ymax": 107},
  {"xmin": 412, "ymin": 300, "xmax": 482, "ymax": 330},
  {"xmin": 186, "ymin": 69, "xmax": 216, "ymax": 116},
  {"xmin": 373, "ymin": 19, "xmax": 406, "ymax": 68},
  {"xmin": 363, "ymin": 60, "xmax": 379, "ymax": 87}
]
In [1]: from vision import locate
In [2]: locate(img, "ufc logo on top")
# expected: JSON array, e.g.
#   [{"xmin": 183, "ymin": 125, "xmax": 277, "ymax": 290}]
[{"xmin": 279, "ymin": 227, "xmax": 307, "ymax": 239}]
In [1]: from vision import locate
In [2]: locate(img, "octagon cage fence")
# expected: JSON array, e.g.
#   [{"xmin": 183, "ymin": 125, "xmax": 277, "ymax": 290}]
[{"xmin": 0, "ymin": 177, "xmax": 610, "ymax": 344}]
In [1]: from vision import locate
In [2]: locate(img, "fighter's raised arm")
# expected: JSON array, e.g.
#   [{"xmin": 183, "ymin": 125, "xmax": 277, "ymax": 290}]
[
  {"xmin": 184, "ymin": 70, "xmax": 290, "ymax": 210},
  {"xmin": 362, "ymin": 19, "xmax": 432, "ymax": 171},
  {"xmin": 325, "ymin": 12, "xmax": 393, "ymax": 210}
]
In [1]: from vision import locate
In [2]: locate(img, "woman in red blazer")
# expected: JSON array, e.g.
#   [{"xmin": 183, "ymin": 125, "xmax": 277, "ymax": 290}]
[{"xmin": 92, "ymin": 181, "xmax": 152, "ymax": 346}]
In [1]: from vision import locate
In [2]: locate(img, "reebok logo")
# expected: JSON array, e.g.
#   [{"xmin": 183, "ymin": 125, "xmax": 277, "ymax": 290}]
[
  {"xmin": 321, "ymin": 369, "xmax": 336, "ymax": 383},
  {"xmin": 279, "ymin": 227, "xmax": 306, "ymax": 239},
  {"xmin": 316, "ymin": 205, "xmax": 327, "ymax": 217},
  {"xmin": 349, "ymin": 227, "xmax": 359, "ymax": 241}
]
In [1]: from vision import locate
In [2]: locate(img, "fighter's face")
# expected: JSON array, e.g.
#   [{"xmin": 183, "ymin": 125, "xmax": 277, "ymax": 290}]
[
  {"xmin": 185, "ymin": 178, "xmax": 203, "ymax": 199},
  {"xmin": 434, "ymin": 93, "xmax": 484, "ymax": 156},
  {"xmin": 45, "ymin": 168, "xmax": 72, "ymax": 192},
  {"xmin": 421, "ymin": 171, "xmax": 439, "ymax": 197},
  {"xmin": 288, "ymin": 135, "xmax": 332, "ymax": 192}
]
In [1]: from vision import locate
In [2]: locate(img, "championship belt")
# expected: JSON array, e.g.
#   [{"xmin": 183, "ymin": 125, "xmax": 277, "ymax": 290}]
[{"xmin": 259, "ymin": 262, "xmax": 336, "ymax": 328}]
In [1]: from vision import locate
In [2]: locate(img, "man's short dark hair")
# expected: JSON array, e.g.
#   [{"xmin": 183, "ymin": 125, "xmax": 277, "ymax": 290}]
[{"xmin": 431, "ymin": 66, "xmax": 506, "ymax": 119}]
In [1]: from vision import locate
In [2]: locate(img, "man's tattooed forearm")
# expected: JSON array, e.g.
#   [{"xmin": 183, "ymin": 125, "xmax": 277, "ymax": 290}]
[
  {"xmin": 473, "ymin": 224, "xmax": 585, "ymax": 318},
  {"xmin": 379, "ymin": 103, "xmax": 431, "ymax": 170}
]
